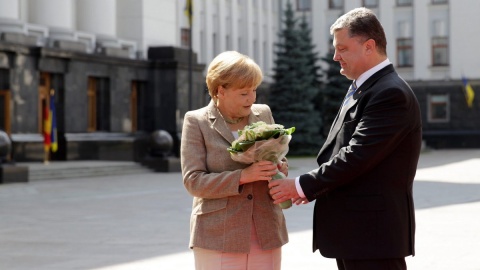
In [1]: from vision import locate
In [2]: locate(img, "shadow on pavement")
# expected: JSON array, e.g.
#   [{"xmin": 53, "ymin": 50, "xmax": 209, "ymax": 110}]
[{"xmin": 414, "ymin": 181, "xmax": 480, "ymax": 209}]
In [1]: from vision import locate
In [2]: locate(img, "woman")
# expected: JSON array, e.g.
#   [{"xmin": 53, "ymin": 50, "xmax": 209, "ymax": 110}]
[{"xmin": 181, "ymin": 51, "xmax": 289, "ymax": 270}]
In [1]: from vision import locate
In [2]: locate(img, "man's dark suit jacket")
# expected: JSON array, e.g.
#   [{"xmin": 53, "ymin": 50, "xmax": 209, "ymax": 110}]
[{"xmin": 299, "ymin": 64, "xmax": 422, "ymax": 260}]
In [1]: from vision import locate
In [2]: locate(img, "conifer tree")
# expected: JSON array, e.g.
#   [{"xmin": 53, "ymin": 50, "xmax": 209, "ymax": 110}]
[{"xmin": 269, "ymin": 1, "xmax": 323, "ymax": 155}]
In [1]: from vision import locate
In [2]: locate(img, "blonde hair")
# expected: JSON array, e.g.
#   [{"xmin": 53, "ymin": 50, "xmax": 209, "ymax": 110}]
[{"xmin": 206, "ymin": 51, "xmax": 263, "ymax": 103}]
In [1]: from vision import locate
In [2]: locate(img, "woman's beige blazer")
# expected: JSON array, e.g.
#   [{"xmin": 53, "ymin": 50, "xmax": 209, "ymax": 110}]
[{"xmin": 181, "ymin": 101, "xmax": 288, "ymax": 253}]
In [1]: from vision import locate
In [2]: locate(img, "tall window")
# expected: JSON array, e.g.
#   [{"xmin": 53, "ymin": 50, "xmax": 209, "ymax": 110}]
[
  {"xmin": 363, "ymin": 0, "xmax": 378, "ymax": 8},
  {"xmin": 131, "ymin": 80, "xmax": 148, "ymax": 132},
  {"xmin": 396, "ymin": 0, "xmax": 412, "ymax": 6},
  {"xmin": 226, "ymin": 35, "xmax": 231, "ymax": 50},
  {"xmin": 181, "ymin": 28, "xmax": 190, "ymax": 48},
  {"xmin": 328, "ymin": 38, "xmax": 334, "ymax": 54},
  {"xmin": 329, "ymin": 0, "xmax": 343, "ymax": 9},
  {"xmin": 428, "ymin": 94, "xmax": 449, "ymax": 122},
  {"xmin": 0, "ymin": 69, "xmax": 10, "ymax": 134},
  {"xmin": 213, "ymin": 33, "xmax": 218, "ymax": 57},
  {"xmin": 432, "ymin": 37, "xmax": 449, "ymax": 66},
  {"xmin": 397, "ymin": 38, "xmax": 413, "ymax": 67},
  {"xmin": 87, "ymin": 77, "xmax": 110, "ymax": 132},
  {"xmin": 297, "ymin": 0, "xmax": 311, "ymax": 11}
]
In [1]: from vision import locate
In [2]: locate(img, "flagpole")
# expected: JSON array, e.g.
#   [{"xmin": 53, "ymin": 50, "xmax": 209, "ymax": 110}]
[
  {"xmin": 43, "ymin": 93, "xmax": 50, "ymax": 165},
  {"xmin": 44, "ymin": 149, "xmax": 49, "ymax": 165}
]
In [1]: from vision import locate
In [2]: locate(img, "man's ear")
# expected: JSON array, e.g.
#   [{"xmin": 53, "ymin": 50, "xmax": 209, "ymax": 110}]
[{"xmin": 364, "ymin": 39, "xmax": 376, "ymax": 55}]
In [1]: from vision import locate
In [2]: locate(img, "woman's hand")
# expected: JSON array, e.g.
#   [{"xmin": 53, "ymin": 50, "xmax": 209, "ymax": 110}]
[
  {"xmin": 277, "ymin": 159, "xmax": 288, "ymax": 177},
  {"xmin": 240, "ymin": 161, "xmax": 277, "ymax": 184}
]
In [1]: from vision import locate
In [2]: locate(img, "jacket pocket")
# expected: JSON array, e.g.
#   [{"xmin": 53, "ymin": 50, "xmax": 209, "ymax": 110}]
[
  {"xmin": 344, "ymin": 195, "xmax": 386, "ymax": 212},
  {"xmin": 193, "ymin": 198, "xmax": 228, "ymax": 215}
]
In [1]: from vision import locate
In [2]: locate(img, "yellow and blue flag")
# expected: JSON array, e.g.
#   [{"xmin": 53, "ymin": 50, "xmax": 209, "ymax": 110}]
[
  {"xmin": 49, "ymin": 90, "xmax": 58, "ymax": 152},
  {"xmin": 184, "ymin": 0, "xmax": 193, "ymax": 27},
  {"xmin": 462, "ymin": 76, "xmax": 475, "ymax": 108}
]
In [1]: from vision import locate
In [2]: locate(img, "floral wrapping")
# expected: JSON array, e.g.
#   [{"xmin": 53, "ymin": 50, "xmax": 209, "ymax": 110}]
[{"xmin": 227, "ymin": 121, "xmax": 295, "ymax": 209}]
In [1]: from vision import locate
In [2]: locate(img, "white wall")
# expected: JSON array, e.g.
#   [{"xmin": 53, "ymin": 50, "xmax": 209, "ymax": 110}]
[
  {"xmin": 28, "ymin": 0, "xmax": 75, "ymax": 29},
  {"xmin": 77, "ymin": 0, "xmax": 116, "ymax": 37},
  {"xmin": 0, "ymin": 0, "xmax": 19, "ymax": 20},
  {"xmin": 450, "ymin": 0, "xmax": 480, "ymax": 79}
]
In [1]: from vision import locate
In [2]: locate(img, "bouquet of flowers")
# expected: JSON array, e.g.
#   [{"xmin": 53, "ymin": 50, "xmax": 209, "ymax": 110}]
[{"xmin": 227, "ymin": 121, "xmax": 295, "ymax": 209}]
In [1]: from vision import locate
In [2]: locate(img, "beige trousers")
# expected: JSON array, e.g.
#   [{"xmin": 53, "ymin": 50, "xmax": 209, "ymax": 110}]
[{"xmin": 193, "ymin": 222, "xmax": 282, "ymax": 270}]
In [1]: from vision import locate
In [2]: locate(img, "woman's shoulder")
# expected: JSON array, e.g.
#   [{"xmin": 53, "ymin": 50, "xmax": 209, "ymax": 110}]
[
  {"xmin": 252, "ymin": 103, "xmax": 271, "ymax": 113},
  {"xmin": 185, "ymin": 103, "xmax": 212, "ymax": 118}
]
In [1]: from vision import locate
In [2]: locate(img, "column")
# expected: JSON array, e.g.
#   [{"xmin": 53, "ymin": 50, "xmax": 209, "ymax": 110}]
[
  {"xmin": 0, "ymin": 0, "xmax": 20, "ymax": 20},
  {"xmin": 28, "ymin": 0, "xmax": 75, "ymax": 29},
  {"xmin": 76, "ymin": 0, "xmax": 116, "ymax": 37}
]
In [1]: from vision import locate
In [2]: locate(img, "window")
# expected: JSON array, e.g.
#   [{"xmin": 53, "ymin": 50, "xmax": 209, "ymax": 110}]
[
  {"xmin": 87, "ymin": 77, "xmax": 110, "ymax": 132},
  {"xmin": 297, "ymin": 0, "xmax": 311, "ymax": 11},
  {"xmin": 329, "ymin": 0, "xmax": 343, "ymax": 9},
  {"xmin": 181, "ymin": 28, "xmax": 190, "ymax": 48},
  {"xmin": 428, "ymin": 94, "xmax": 449, "ymax": 122},
  {"xmin": 328, "ymin": 38, "xmax": 334, "ymax": 55},
  {"xmin": 226, "ymin": 35, "xmax": 231, "ymax": 50},
  {"xmin": 0, "ymin": 69, "xmax": 10, "ymax": 134},
  {"xmin": 396, "ymin": 0, "xmax": 412, "ymax": 6},
  {"xmin": 397, "ymin": 38, "xmax": 413, "ymax": 67},
  {"xmin": 131, "ymin": 80, "xmax": 148, "ymax": 132},
  {"xmin": 432, "ymin": 37, "xmax": 449, "ymax": 66},
  {"xmin": 432, "ymin": 0, "xmax": 448, "ymax": 4},
  {"xmin": 363, "ymin": 0, "xmax": 378, "ymax": 8},
  {"xmin": 213, "ymin": 33, "xmax": 218, "ymax": 57}
]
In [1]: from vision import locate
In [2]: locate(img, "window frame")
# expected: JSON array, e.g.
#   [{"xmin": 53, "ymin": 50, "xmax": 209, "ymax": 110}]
[
  {"xmin": 87, "ymin": 77, "xmax": 111, "ymax": 132},
  {"xmin": 396, "ymin": 38, "xmax": 414, "ymax": 67},
  {"xmin": 362, "ymin": 0, "xmax": 379, "ymax": 8},
  {"xmin": 427, "ymin": 94, "xmax": 450, "ymax": 123},
  {"xmin": 297, "ymin": 0, "xmax": 312, "ymax": 11},
  {"xmin": 329, "ymin": 0, "xmax": 344, "ymax": 9},
  {"xmin": 396, "ymin": 0, "xmax": 412, "ymax": 6},
  {"xmin": 431, "ymin": 36, "xmax": 449, "ymax": 66}
]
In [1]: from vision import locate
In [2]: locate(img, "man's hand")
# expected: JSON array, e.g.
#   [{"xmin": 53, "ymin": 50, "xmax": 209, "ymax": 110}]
[{"xmin": 268, "ymin": 178, "xmax": 301, "ymax": 205}]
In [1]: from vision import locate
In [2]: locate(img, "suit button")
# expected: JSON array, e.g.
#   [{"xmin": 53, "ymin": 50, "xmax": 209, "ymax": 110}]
[{"xmin": 247, "ymin": 194, "xmax": 253, "ymax": 200}]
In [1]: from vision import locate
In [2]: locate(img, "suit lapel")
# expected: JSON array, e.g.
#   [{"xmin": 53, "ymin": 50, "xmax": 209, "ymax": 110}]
[
  {"xmin": 207, "ymin": 102, "xmax": 263, "ymax": 144},
  {"xmin": 317, "ymin": 64, "xmax": 396, "ymax": 159},
  {"xmin": 207, "ymin": 101, "xmax": 236, "ymax": 143}
]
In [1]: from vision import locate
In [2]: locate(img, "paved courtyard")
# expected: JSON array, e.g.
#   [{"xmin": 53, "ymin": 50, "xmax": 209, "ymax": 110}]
[{"xmin": 1, "ymin": 149, "xmax": 480, "ymax": 269}]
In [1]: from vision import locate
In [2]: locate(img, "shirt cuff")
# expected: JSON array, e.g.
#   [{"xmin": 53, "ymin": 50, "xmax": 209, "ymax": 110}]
[{"xmin": 295, "ymin": 176, "xmax": 306, "ymax": 198}]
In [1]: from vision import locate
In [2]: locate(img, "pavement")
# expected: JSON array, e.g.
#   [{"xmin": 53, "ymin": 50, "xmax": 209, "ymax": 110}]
[{"xmin": 1, "ymin": 149, "xmax": 480, "ymax": 270}]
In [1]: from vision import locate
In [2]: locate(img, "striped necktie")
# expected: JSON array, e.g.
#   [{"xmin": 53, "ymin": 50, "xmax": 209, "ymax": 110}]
[{"xmin": 342, "ymin": 81, "xmax": 357, "ymax": 107}]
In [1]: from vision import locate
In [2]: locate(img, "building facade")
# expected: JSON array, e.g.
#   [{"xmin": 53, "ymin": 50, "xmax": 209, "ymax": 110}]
[
  {"xmin": 0, "ymin": 0, "xmax": 281, "ymax": 162},
  {"xmin": 0, "ymin": 0, "xmax": 209, "ymax": 162},
  {"xmin": 0, "ymin": 0, "xmax": 477, "ymax": 164},
  {"xmin": 290, "ymin": 0, "xmax": 480, "ymax": 148}
]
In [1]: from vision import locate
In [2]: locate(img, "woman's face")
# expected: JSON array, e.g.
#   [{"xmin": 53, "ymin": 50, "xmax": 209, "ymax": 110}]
[
  {"xmin": 332, "ymin": 28, "xmax": 369, "ymax": 80},
  {"xmin": 217, "ymin": 85, "xmax": 257, "ymax": 118}
]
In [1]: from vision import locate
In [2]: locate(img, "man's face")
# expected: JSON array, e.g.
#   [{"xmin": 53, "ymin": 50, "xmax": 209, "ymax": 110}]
[{"xmin": 332, "ymin": 28, "xmax": 369, "ymax": 80}]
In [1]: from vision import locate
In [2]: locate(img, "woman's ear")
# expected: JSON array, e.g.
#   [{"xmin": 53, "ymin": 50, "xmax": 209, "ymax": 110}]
[{"xmin": 217, "ymin": 85, "xmax": 225, "ymax": 99}]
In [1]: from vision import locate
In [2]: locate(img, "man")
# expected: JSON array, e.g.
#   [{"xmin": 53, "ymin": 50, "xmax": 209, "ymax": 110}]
[{"xmin": 269, "ymin": 7, "xmax": 422, "ymax": 270}]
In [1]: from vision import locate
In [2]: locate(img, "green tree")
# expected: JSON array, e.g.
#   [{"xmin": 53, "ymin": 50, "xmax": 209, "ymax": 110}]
[
  {"xmin": 269, "ymin": 1, "xmax": 323, "ymax": 155},
  {"xmin": 316, "ymin": 52, "xmax": 351, "ymax": 137}
]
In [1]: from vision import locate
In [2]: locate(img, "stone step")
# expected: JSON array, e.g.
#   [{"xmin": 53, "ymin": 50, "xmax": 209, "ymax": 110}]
[{"xmin": 18, "ymin": 161, "xmax": 154, "ymax": 181}]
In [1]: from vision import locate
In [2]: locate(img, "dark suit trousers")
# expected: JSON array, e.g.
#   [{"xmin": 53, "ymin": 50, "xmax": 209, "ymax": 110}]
[{"xmin": 336, "ymin": 258, "xmax": 407, "ymax": 270}]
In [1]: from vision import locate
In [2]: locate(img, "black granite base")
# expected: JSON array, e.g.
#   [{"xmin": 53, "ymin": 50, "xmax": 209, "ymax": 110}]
[
  {"xmin": 140, "ymin": 156, "xmax": 181, "ymax": 172},
  {"xmin": 0, "ymin": 164, "xmax": 29, "ymax": 184}
]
